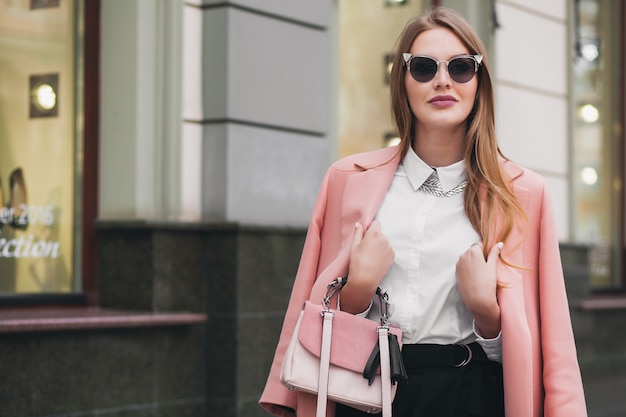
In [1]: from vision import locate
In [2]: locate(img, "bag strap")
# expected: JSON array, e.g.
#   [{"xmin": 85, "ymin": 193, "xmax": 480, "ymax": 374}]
[
  {"xmin": 316, "ymin": 310, "xmax": 334, "ymax": 417},
  {"xmin": 375, "ymin": 286, "xmax": 392, "ymax": 417},
  {"xmin": 378, "ymin": 326, "xmax": 392, "ymax": 417}
]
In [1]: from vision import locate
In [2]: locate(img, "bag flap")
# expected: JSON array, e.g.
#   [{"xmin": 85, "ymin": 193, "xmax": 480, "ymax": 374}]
[{"xmin": 298, "ymin": 300, "xmax": 402, "ymax": 374}]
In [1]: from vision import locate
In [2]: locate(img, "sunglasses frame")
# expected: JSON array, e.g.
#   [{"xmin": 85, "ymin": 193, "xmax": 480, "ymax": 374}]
[{"xmin": 402, "ymin": 53, "xmax": 483, "ymax": 83}]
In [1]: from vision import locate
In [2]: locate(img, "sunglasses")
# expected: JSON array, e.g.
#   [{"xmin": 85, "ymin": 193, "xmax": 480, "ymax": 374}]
[{"xmin": 402, "ymin": 53, "xmax": 483, "ymax": 83}]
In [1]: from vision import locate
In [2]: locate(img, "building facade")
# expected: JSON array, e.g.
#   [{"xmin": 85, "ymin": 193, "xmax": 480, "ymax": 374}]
[{"xmin": 0, "ymin": 0, "xmax": 624, "ymax": 416}]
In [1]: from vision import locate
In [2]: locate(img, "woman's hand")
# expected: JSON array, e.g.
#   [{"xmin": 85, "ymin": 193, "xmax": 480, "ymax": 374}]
[
  {"xmin": 340, "ymin": 221, "xmax": 395, "ymax": 314},
  {"xmin": 456, "ymin": 242, "xmax": 503, "ymax": 338}
]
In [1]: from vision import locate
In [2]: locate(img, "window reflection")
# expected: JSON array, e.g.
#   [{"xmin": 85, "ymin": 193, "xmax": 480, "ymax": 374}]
[
  {"xmin": 338, "ymin": 0, "xmax": 423, "ymax": 156},
  {"xmin": 571, "ymin": 0, "xmax": 623, "ymax": 288},
  {"xmin": 0, "ymin": 1, "xmax": 79, "ymax": 294}
]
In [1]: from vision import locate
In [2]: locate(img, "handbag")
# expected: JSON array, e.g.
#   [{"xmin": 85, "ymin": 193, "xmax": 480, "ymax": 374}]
[{"xmin": 280, "ymin": 277, "xmax": 406, "ymax": 417}]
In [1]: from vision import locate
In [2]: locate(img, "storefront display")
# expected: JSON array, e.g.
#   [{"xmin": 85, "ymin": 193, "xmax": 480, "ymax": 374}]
[{"xmin": 0, "ymin": 0, "xmax": 79, "ymax": 294}]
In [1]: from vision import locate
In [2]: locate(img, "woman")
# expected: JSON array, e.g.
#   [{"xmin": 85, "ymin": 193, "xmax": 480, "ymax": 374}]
[{"xmin": 260, "ymin": 7, "xmax": 587, "ymax": 417}]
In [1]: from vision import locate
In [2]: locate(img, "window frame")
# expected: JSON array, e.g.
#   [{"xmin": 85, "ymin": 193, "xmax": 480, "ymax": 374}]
[{"xmin": 0, "ymin": 0, "xmax": 99, "ymax": 307}]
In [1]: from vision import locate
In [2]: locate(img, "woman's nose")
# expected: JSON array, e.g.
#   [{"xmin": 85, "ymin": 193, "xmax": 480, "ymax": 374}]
[{"xmin": 432, "ymin": 62, "xmax": 452, "ymax": 87}]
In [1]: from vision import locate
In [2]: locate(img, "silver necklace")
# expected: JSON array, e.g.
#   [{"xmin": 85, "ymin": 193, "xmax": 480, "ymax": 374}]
[{"xmin": 418, "ymin": 171, "xmax": 467, "ymax": 197}]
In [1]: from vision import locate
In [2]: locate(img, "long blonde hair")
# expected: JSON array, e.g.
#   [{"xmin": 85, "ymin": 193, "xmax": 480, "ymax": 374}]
[{"xmin": 388, "ymin": 7, "xmax": 526, "ymax": 252}]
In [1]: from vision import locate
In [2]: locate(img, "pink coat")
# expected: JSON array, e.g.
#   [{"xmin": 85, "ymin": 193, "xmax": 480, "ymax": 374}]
[{"xmin": 260, "ymin": 146, "xmax": 587, "ymax": 417}]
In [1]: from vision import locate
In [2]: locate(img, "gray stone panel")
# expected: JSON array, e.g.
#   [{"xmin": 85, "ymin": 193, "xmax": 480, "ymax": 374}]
[
  {"xmin": 201, "ymin": 0, "xmax": 331, "ymax": 29},
  {"xmin": 153, "ymin": 231, "xmax": 207, "ymax": 312},
  {"xmin": 0, "ymin": 327, "xmax": 204, "ymax": 417},
  {"xmin": 236, "ymin": 227, "xmax": 305, "ymax": 406},
  {"xmin": 154, "ymin": 326, "xmax": 206, "ymax": 402},
  {"xmin": 202, "ymin": 8, "xmax": 229, "ymax": 120},
  {"xmin": 204, "ymin": 228, "xmax": 239, "ymax": 314},
  {"xmin": 226, "ymin": 123, "xmax": 329, "ymax": 226},
  {"xmin": 98, "ymin": 229, "xmax": 154, "ymax": 311},
  {"xmin": 202, "ymin": 7, "xmax": 330, "ymax": 134},
  {"xmin": 237, "ymin": 228, "xmax": 304, "ymax": 313},
  {"xmin": 227, "ymin": 8, "xmax": 329, "ymax": 133},
  {"xmin": 201, "ymin": 124, "xmax": 229, "ymax": 221},
  {"xmin": 201, "ymin": 123, "xmax": 329, "ymax": 226}
]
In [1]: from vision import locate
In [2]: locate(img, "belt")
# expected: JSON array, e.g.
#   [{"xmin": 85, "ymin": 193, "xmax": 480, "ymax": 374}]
[{"xmin": 401, "ymin": 342, "xmax": 490, "ymax": 370}]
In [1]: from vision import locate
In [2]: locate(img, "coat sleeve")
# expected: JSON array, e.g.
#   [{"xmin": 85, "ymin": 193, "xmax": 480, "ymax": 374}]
[
  {"xmin": 537, "ymin": 182, "xmax": 588, "ymax": 416},
  {"xmin": 259, "ymin": 169, "xmax": 331, "ymax": 417}
]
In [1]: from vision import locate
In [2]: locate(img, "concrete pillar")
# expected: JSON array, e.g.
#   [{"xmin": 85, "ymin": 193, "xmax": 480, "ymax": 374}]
[
  {"xmin": 100, "ymin": 0, "xmax": 183, "ymax": 219},
  {"xmin": 183, "ymin": 1, "xmax": 333, "ymax": 227}
]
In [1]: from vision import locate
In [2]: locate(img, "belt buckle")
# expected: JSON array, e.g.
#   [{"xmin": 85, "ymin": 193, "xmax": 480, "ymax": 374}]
[{"xmin": 454, "ymin": 344, "xmax": 473, "ymax": 367}]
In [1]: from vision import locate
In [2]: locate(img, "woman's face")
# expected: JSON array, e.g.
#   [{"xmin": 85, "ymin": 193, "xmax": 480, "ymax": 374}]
[{"xmin": 404, "ymin": 27, "xmax": 478, "ymax": 134}]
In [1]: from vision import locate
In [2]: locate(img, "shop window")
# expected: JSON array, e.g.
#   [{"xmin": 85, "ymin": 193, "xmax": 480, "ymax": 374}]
[
  {"xmin": 0, "ymin": 0, "xmax": 94, "ymax": 302},
  {"xmin": 571, "ymin": 0, "xmax": 625, "ymax": 289},
  {"xmin": 337, "ymin": 0, "xmax": 424, "ymax": 157}
]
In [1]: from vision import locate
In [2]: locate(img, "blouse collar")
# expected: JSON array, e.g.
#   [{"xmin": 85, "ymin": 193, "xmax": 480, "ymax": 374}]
[{"xmin": 402, "ymin": 146, "xmax": 467, "ymax": 193}]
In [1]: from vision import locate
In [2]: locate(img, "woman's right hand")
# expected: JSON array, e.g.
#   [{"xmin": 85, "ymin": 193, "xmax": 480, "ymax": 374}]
[{"xmin": 340, "ymin": 220, "xmax": 395, "ymax": 314}]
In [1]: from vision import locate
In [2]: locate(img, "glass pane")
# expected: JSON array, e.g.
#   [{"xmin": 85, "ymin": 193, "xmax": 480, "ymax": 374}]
[
  {"xmin": 571, "ymin": 0, "xmax": 622, "ymax": 288},
  {"xmin": 338, "ymin": 0, "xmax": 423, "ymax": 157},
  {"xmin": 0, "ymin": 0, "xmax": 80, "ymax": 294}
]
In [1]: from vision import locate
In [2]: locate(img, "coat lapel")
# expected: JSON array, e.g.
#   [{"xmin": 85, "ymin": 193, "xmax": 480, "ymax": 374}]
[
  {"xmin": 339, "ymin": 147, "xmax": 401, "ymax": 243},
  {"xmin": 309, "ymin": 147, "xmax": 401, "ymax": 304}
]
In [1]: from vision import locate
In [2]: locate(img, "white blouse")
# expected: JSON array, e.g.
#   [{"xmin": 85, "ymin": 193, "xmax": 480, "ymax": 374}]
[{"xmin": 367, "ymin": 146, "xmax": 501, "ymax": 362}]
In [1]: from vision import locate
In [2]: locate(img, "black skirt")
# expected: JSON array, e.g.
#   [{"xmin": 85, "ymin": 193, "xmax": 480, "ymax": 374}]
[{"xmin": 336, "ymin": 342, "xmax": 504, "ymax": 417}]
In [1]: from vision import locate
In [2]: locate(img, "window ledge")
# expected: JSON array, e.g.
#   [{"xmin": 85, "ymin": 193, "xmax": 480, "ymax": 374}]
[
  {"xmin": 0, "ymin": 307, "xmax": 207, "ymax": 333},
  {"xmin": 575, "ymin": 297, "xmax": 626, "ymax": 311}
]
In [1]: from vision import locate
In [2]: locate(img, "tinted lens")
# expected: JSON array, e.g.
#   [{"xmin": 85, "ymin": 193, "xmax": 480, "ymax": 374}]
[
  {"xmin": 448, "ymin": 57, "xmax": 476, "ymax": 83},
  {"xmin": 407, "ymin": 56, "xmax": 477, "ymax": 83},
  {"xmin": 409, "ymin": 56, "xmax": 438, "ymax": 82}
]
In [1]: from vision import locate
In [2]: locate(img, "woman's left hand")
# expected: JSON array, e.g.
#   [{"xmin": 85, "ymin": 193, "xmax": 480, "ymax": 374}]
[{"xmin": 455, "ymin": 242, "xmax": 503, "ymax": 338}]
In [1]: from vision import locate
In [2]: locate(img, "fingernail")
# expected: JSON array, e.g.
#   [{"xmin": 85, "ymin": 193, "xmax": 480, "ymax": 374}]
[
  {"xmin": 497, "ymin": 242, "xmax": 504, "ymax": 250},
  {"xmin": 355, "ymin": 222, "xmax": 360, "ymax": 229}
]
